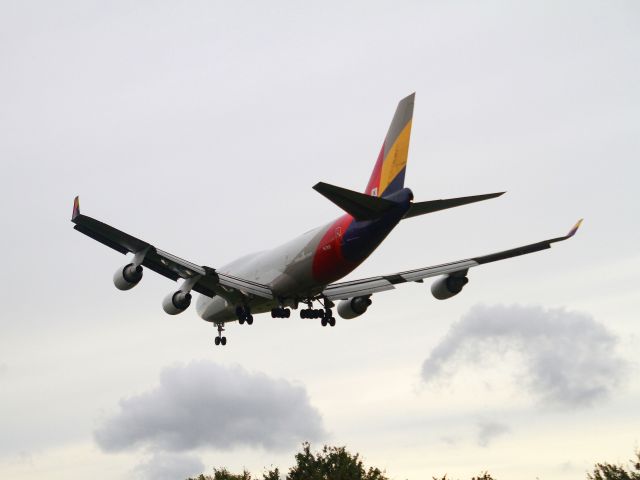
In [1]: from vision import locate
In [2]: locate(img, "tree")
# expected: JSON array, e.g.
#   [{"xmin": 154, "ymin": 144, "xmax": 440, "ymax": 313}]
[
  {"xmin": 262, "ymin": 467, "xmax": 281, "ymax": 480},
  {"xmin": 471, "ymin": 474, "xmax": 495, "ymax": 480},
  {"xmin": 432, "ymin": 471, "xmax": 495, "ymax": 480},
  {"xmin": 188, "ymin": 444, "xmax": 640, "ymax": 480},
  {"xmin": 588, "ymin": 450, "xmax": 640, "ymax": 480},
  {"xmin": 188, "ymin": 443, "xmax": 387, "ymax": 480},
  {"xmin": 287, "ymin": 442, "xmax": 388, "ymax": 480},
  {"xmin": 190, "ymin": 467, "xmax": 252, "ymax": 480}
]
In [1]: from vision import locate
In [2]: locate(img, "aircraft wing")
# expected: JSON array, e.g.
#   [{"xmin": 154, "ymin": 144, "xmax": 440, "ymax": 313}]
[
  {"xmin": 322, "ymin": 219, "xmax": 583, "ymax": 301},
  {"xmin": 71, "ymin": 197, "xmax": 273, "ymax": 299}
]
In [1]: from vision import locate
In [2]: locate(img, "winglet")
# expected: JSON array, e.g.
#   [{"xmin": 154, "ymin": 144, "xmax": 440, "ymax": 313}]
[
  {"xmin": 566, "ymin": 218, "xmax": 583, "ymax": 238},
  {"xmin": 72, "ymin": 196, "xmax": 80, "ymax": 221}
]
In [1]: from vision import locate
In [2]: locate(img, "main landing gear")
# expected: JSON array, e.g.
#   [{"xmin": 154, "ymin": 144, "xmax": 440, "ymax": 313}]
[
  {"xmin": 271, "ymin": 307, "xmax": 291, "ymax": 318},
  {"xmin": 214, "ymin": 323, "xmax": 227, "ymax": 346},
  {"xmin": 321, "ymin": 311, "xmax": 336, "ymax": 327},
  {"xmin": 300, "ymin": 304, "xmax": 336, "ymax": 327},
  {"xmin": 236, "ymin": 306, "xmax": 253, "ymax": 325}
]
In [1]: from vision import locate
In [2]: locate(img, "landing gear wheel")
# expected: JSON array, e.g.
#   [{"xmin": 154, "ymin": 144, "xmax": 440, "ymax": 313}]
[
  {"xmin": 236, "ymin": 305, "xmax": 252, "ymax": 324},
  {"xmin": 272, "ymin": 307, "xmax": 288, "ymax": 318},
  {"xmin": 321, "ymin": 318, "xmax": 328, "ymax": 327},
  {"xmin": 215, "ymin": 323, "xmax": 226, "ymax": 346},
  {"xmin": 329, "ymin": 317, "xmax": 336, "ymax": 327},
  {"xmin": 246, "ymin": 314, "xmax": 254, "ymax": 325}
]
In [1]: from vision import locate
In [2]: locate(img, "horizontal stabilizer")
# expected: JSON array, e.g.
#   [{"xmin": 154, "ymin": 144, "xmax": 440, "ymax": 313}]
[
  {"xmin": 403, "ymin": 192, "xmax": 505, "ymax": 219},
  {"xmin": 313, "ymin": 182, "xmax": 397, "ymax": 220}
]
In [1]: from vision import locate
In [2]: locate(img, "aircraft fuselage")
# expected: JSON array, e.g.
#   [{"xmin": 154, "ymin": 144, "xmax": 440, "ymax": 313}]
[{"xmin": 195, "ymin": 188, "xmax": 413, "ymax": 322}]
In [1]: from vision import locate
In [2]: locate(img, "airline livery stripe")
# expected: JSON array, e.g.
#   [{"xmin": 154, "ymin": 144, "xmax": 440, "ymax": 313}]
[
  {"xmin": 379, "ymin": 119, "xmax": 412, "ymax": 194},
  {"xmin": 364, "ymin": 93, "xmax": 414, "ymax": 197},
  {"xmin": 383, "ymin": 93, "xmax": 414, "ymax": 158}
]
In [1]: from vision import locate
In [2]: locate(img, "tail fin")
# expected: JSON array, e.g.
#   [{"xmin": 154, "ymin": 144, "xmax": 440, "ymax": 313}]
[{"xmin": 365, "ymin": 93, "xmax": 415, "ymax": 198}]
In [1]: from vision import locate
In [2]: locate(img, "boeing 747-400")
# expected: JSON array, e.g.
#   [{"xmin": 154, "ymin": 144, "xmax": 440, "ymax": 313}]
[{"xmin": 71, "ymin": 93, "xmax": 582, "ymax": 345}]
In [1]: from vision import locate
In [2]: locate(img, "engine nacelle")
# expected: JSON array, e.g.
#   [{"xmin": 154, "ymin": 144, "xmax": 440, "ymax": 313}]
[
  {"xmin": 162, "ymin": 291, "xmax": 192, "ymax": 315},
  {"xmin": 113, "ymin": 263, "xmax": 143, "ymax": 290},
  {"xmin": 430, "ymin": 274, "xmax": 469, "ymax": 300},
  {"xmin": 337, "ymin": 296, "xmax": 372, "ymax": 319}
]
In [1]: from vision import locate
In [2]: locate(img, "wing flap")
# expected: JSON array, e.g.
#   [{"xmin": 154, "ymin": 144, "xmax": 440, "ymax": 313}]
[
  {"xmin": 73, "ymin": 224, "xmax": 130, "ymax": 254},
  {"xmin": 153, "ymin": 248, "xmax": 207, "ymax": 277},
  {"xmin": 399, "ymin": 260, "xmax": 478, "ymax": 282},
  {"xmin": 141, "ymin": 254, "xmax": 182, "ymax": 281},
  {"xmin": 324, "ymin": 277, "xmax": 396, "ymax": 300},
  {"xmin": 73, "ymin": 216, "xmax": 148, "ymax": 254},
  {"xmin": 218, "ymin": 273, "xmax": 273, "ymax": 299}
]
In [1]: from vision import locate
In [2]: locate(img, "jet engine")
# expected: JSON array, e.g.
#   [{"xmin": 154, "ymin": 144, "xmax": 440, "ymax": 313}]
[
  {"xmin": 162, "ymin": 291, "xmax": 192, "ymax": 315},
  {"xmin": 337, "ymin": 296, "xmax": 372, "ymax": 319},
  {"xmin": 113, "ymin": 263, "xmax": 143, "ymax": 290},
  {"xmin": 430, "ymin": 274, "xmax": 469, "ymax": 300}
]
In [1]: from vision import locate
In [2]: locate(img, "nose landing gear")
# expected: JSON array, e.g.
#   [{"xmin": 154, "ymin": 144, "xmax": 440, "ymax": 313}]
[{"xmin": 214, "ymin": 323, "xmax": 227, "ymax": 346}]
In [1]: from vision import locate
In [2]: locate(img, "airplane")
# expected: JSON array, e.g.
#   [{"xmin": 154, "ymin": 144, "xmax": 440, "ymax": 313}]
[{"xmin": 71, "ymin": 93, "xmax": 582, "ymax": 346}]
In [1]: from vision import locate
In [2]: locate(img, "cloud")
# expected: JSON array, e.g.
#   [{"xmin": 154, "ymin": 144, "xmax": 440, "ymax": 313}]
[
  {"xmin": 94, "ymin": 361, "xmax": 326, "ymax": 452},
  {"xmin": 439, "ymin": 436, "xmax": 459, "ymax": 446},
  {"xmin": 132, "ymin": 453, "xmax": 204, "ymax": 480},
  {"xmin": 422, "ymin": 304, "xmax": 627, "ymax": 408},
  {"xmin": 476, "ymin": 421, "xmax": 510, "ymax": 447}
]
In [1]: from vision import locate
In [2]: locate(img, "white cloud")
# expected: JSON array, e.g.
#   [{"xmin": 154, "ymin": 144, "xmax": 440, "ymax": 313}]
[
  {"xmin": 476, "ymin": 421, "xmax": 510, "ymax": 447},
  {"xmin": 422, "ymin": 304, "xmax": 628, "ymax": 408},
  {"xmin": 94, "ymin": 361, "xmax": 326, "ymax": 453},
  {"xmin": 131, "ymin": 453, "xmax": 204, "ymax": 480}
]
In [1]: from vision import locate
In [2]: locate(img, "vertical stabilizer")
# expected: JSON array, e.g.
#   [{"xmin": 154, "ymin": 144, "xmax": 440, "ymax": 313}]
[{"xmin": 365, "ymin": 93, "xmax": 415, "ymax": 198}]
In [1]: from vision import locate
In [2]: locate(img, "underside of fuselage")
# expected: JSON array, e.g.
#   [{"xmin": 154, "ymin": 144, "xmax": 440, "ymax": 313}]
[{"xmin": 196, "ymin": 188, "xmax": 413, "ymax": 324}]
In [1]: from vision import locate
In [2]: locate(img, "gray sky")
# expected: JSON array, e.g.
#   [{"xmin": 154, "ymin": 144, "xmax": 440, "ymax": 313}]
[{"xmin": 1, "ymin": 1, "xmax": 639, "ymax": 479}]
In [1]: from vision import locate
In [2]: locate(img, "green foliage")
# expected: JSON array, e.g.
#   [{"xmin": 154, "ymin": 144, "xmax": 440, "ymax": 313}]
[
  {"xmin": 432, "ymin": 472, "xmax": 495, "ymax": 480},
  {"xmin": 287, "ymin": 442, "xmax": 388, "ymax": 480},
  {"xmin": 189, "ymin": 467, "xmax": 252, "ymax": 480},
  {"xmin": 188, "ymin": 444, "xmax": 640, "ymax": 480},
  {"xmin": 262, "ymin": 466, "xmax": 281, "ymax": 480},
  {"xmin": 587, "ymin": 451, "xmax": 640, "ymax": 480},
  {"xmin": 188, "ymin": 443, "xmax": 386, "ymax": 480},
  {"xmin": 471, "ymin": 474, "xmax": 495, "ymax": 480}
]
